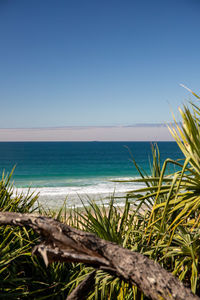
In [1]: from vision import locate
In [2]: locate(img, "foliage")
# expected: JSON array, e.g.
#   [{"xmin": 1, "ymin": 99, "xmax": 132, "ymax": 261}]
[{"xmin": 0, "ymin": 171, "xmax": 80, "ymax": 299}]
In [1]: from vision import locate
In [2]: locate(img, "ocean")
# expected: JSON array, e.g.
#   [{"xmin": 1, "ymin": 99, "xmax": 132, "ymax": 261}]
[{"xmin": 0, "ymin": 142, "xmax": 183, "ymax": 208}]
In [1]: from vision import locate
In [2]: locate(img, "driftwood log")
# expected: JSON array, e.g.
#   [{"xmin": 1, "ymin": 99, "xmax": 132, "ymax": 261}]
[{"xmin": 0, "ymin": 212, "xmax": 199, "ymax": 300}]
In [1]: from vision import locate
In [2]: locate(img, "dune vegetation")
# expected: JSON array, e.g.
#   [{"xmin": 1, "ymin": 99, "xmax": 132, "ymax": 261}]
[{"xmin": 0, "ymin": 89, "xmax": 200, "ymax": 299}]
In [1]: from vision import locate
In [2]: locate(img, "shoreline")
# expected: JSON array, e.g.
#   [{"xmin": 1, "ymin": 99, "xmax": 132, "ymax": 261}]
[
  {"xmin": 14, "ymin": 179, "xmax": 144, "ymax": 209},
  {"xmin": 15, "ymin": 188, "xmax": 137, "ymax": 209}
]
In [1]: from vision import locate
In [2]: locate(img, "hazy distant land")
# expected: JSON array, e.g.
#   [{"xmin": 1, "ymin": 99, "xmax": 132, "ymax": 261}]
[{"xmin": 0, "ymin": 124, "xmax": 173, "ymax": 141}]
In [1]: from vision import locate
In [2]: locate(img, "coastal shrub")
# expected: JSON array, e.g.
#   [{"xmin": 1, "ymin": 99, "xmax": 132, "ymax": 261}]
[
  {"xmin": 0, "ymin": 172, "xmax": 81, "ymax": 299},
  {"xmin": 120, "ymin": 88, "xmax": 200, "ymax": 296},
  {"xmin": 68, "ymin": 198, "xmax": 138, "ymax": 299}
]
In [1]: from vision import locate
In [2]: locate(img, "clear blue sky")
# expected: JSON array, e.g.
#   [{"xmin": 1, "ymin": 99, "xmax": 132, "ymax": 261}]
[{"xmin": 0, "ymin": 0, "xmax": 200, "ymax": 128}]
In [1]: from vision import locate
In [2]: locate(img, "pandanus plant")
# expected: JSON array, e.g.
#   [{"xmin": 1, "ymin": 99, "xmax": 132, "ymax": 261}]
[{"xmin": 121, "ymin": 86, "xmax": 200, "ymax": 294}]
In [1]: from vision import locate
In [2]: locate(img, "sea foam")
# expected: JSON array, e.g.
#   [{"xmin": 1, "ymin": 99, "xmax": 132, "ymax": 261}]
[{"xmin": 15, "ymin": 177, "xmax": 144, "ymax": 209}]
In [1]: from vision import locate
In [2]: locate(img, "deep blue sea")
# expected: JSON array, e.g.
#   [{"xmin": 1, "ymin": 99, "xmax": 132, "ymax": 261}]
[{"xmin": 0, "ymin": 142, "xmax": 184, "ymax": 208}]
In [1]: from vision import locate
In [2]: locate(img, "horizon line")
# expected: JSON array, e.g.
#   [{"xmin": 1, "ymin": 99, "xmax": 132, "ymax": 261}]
[
  {"xmin": 0, "ymin": 125, "xmax": 175, "ymax": 142},
  {"xmin": 0, "ymin": 140, "xmax": 176, "ymax": 142}
]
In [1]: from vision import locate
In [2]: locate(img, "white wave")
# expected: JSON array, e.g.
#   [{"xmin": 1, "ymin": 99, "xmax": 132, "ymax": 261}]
[{"xmin": 14, "ymin": 178, "xmax": 145, "ymax": 209}]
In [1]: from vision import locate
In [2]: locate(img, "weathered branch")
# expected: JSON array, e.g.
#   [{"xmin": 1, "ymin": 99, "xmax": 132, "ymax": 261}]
[{"xmin": 0, "ymin": 212, "xmax": 198, "ymax": 300}]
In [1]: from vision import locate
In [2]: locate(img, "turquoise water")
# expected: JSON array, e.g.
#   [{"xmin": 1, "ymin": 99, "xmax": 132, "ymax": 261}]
[{"xmin": 0, "ymin": 142, "xmax": 183, "ymax": 207}]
